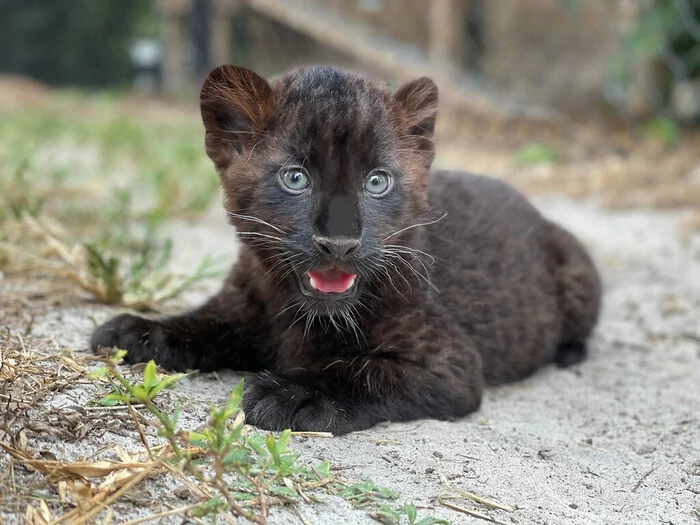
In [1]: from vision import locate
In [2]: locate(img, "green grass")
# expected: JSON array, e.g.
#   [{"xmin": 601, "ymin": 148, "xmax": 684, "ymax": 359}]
[
  {"xmin": 640, "ymin": 116, "xmax": 680, "ymax": 146},
  {"xmin": 0, "ymin": 104, "xmax": 219, "ymax": 221},
  {"xmin": 0, "ymin": 90, "xmax": 222, "ymax": 308},
  {"xmin": 514, "ymin": 142, "xmax": 559, "ymax": 166}
]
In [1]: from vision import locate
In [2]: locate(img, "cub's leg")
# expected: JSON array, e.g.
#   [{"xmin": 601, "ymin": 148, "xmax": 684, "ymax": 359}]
[
  {"xmin": 542, "ymin": 221, "xmax": 602, "ymax": 367},
  {"xmin": 242, "ymin": 308, "xmax": 484, "ymax": 435},
  {"xmin": 90, "ymin": 271, "xmax": 268, "ymax": 372}
]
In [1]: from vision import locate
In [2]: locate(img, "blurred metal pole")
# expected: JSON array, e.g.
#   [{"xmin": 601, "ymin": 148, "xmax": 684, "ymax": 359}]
[{"xmin": 193, "ymin": 0, "xmax": 211, "ymax": 82}]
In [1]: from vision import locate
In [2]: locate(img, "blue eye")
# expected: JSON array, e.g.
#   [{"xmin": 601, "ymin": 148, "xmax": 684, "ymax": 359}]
[
  {"xmin": 280, "ymin": 168, "xmax": 310, "ymax": 193},
  {"xmin": 364, "ymin": 171, "xmax": 391, "ymax": 196}
]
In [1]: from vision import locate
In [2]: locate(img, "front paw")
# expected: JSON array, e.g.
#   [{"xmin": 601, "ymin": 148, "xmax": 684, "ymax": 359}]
[
  {"xmin": 91, "ymin": 313, "xmax": 187, "ymax": 371},
  {"xmin": 242, "ymin": 373, "xmax": 356, "ymax": 435}
]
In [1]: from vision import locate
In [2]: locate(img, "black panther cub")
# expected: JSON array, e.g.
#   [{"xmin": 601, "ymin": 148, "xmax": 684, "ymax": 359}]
[{"xmin": 92, "ymin": 65, "xmax": 602, "ymax": 435}]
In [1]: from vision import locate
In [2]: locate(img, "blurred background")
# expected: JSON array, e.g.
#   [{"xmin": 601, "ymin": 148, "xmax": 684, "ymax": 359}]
[
  {"xmin": 1, "ymin": 0, "xmax": 699, "ymax": 196},
  {"xmin": 3, "ymin": 0, "xmax": 700, "ymax": 119},
  {"xmin": 0, "ymin": 0, "xmax": 699, "ymax": 308}
]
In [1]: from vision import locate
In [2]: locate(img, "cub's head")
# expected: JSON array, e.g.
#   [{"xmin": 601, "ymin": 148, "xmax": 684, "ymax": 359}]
[{"xmin": 200, "ymin": 65, "xmax": 438, "ymax": 315}]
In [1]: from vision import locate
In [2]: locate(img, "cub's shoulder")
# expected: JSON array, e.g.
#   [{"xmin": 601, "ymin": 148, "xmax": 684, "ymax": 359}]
[
  {"xmin": 429, "ymin": 170, "xmax": 541, "ymax": 220},
  {"xmin": 429, "ymin": 170, "xmax": 525, "ymax": 203}
]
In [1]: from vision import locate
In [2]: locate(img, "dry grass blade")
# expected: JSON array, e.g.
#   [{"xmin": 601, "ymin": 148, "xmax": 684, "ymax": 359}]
[
  {"xmin": 0, "ymin": 329, "xmax": 182, "ymax": 525},
  {"xmin": 25, "ymin": 499, "xmax": 55, "ymax": 525},
  {"xmin": 50, "ymin": 447, "xmax": 176, "ymax": 525},
  {"xmin": 117, "ymin": 503, "xmax": 199, "ymax": 525},
  {"xmin": 0, "ymin": 443, "xmax": 153, "ymax": 479},
  {"xmin": 127, "ymin": 402, "xmax": 154, "ymax": 461},
  {"xmin": 442, "ymin": 486, "xmax": 515, "ymax": 512},
  {"xmin": 53, "ymin": 465, "xmax": 154, "ymax": 525},
  {"xmin": 157, "ymin": 459, "xmax": 213, "ymax": 500},
  {"xmin": 6, "ymin": 447, "xmax": 165, "ymax": 524},
  {"xmin": 290, "ymin": 431, "xmax": 334, "ymax": 438},
  {"xmin": 293, "ymin": 505, "xmax": 311, "ymax": 525},
  {"xmin": 437, "ymin": 495, "xmax": 511, "ymax": 525}
]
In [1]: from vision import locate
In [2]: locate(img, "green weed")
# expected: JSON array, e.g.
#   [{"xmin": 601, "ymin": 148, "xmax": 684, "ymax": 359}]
[
  {"xmin": 90, "ymin": 352, "xmax": 187, "ymax": 407},
  {"xmin": 0, "ymin": 210, "xmax": 221, "ymax": 310},
  {"xmin": 88, "ymin": 355, "xmax": 453, "ymax": 524},
  {"xmin": 0, "ymin": 96, "xmax": 223, "ymax": 309},
  {"xmin": 641, "ymin": 116, "xmax": 680, "ymax": 146},
  {"xmin": 83, "ymin": 222, "xmax": 221, "ymax": 309},
  {"xmin": 514, "ymin": 143, "xmax": 559, "ymax": 166},
  {"xmin": 1, "ymin": 159, "xmax": 45, "ymax": 221}
]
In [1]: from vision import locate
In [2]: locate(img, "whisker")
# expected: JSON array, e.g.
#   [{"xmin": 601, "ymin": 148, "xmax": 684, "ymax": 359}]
[
  {"xmin": 284, "ymin": 301, "xmax": 309, "ymax": 337},
  {"xmin": 384, "ymin": 244, "xmax": 436, "ymax": 265},
  {"xmin": 385, "ymin": 250, "xmax": 440, "ymax": 293},
  {"xmin": 383, "ymin": 213, "xmax": 448, "ymax": 241},
  {"xmin": 275, "ymin": 300, "xmax": 301, "ymax": 319},
  {"xmin": 303, "ymin": 309, "xmax": 317, "ymax": 340},
  {"xmin": 227, "ymin": 212, "xmax": 287, "ymax": 234},
  {"xmin": 236, "ymin": 231, "xmax": 288, "ymax": 243}
]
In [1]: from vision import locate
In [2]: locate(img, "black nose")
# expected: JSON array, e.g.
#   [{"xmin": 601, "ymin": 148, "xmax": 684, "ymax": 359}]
[{"xmin": 312, "ymin": 236, "xmax": 361, "ymax": 258}]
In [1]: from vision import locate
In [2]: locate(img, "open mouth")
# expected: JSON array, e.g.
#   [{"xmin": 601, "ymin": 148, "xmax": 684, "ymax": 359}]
[{"xmin": 300, "ymin": 268, "xmax": 358, "ymax": 297}]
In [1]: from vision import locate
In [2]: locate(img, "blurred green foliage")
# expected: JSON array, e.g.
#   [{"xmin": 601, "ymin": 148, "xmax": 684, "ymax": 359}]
[
  {"xmin": 609, "ymin": 0, "xmax": 700, "ymax": 104},
  {"xmin": 0, "ymin": 0, "xmax": 155, "ymax": 87},
  {"xmin": 515, "ymin": 143, "xmax": 559, "ymax": 166},
  {"xmin": 641, "ymin": 116, "xmax": 681, "ymax": 146}
]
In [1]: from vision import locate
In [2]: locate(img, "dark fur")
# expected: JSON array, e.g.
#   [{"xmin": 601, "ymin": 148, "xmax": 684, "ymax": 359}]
[{"xmin": 91, "ymin": 65, "xmax": 602, "ymax": 435}]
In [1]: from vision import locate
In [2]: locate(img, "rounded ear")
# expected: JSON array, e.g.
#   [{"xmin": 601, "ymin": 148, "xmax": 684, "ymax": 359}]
[
  {"xmin": 200, "ymin": 65, "xmax": 274, "ymax": 170},
  {"xmin": 391, "ymin": 76, "xmax": 439, "ymax": 140}
]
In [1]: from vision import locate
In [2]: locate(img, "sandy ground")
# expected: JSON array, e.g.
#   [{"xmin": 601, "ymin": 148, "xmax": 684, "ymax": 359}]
[{"xmin": 1, "ymin": 195, "xmax": 699, "ymax": 525}]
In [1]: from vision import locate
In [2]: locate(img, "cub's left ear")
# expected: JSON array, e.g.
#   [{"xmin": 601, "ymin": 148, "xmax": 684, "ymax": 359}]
[{"xmin": 391, "ymin": 76, "xmax": 439, "ymax": 140}]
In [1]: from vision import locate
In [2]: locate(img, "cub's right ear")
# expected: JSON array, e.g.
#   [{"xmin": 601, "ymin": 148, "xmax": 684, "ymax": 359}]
[{"xmin": 200, "ymin": 65, "xmax": 274, "ymax": 171}]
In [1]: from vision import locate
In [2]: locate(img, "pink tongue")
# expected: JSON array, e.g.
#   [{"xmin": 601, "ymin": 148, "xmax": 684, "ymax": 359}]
[{"xmin": 307, "ymin": 269, "xmax": 356, "ymax": 293}]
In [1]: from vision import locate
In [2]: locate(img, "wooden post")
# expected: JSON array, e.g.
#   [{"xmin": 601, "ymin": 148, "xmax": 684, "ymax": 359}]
[
  {"xmin": 161, "ymin": 15, "xmax": 188, "ymax": 93},
  {"xmin": 193, "ymin": 0, "xmax": 212, "ymax": 80},
  {"xmin": 157, "ymin": 0, "xmax": 191, "ymax": 94},
  {"xmin": 464, "ymin": 0, "xmax": 484, "ymax": 71},
  {"xmin": 429, "ymin": 0, "xmax": 464, "ymax": 68},
  {"xmin": 211, "ymin": 0, "xmax": 244, "ymax": 68}
]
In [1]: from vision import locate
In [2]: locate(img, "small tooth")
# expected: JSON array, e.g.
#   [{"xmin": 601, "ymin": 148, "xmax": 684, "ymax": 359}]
[{"xmin": 309, "ymin": 276, "xmax": 318, "ymax": 290}]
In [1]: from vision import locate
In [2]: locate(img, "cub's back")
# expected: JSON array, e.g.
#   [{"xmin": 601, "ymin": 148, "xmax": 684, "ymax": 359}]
[{"xmin": 426, "ymin": 171, "xmax": 561, "ymax": 382}]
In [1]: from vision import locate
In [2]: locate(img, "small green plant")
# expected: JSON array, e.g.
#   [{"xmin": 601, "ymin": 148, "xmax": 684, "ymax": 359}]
[
  {"xmin": 90, "ymin": 353, "xmax": 187, "ymax": 407},
  {"xmin": 515, "ymin": 143, "xmax": 559, "ymax": 166},
  {"xmin": 0, "ymin": 95, "xmax": 223, "ymax": 307},
  {"xmin": 87, "ymin": 355, "xmax": 453, "ymax": 524},
  {"xmin": 0, "ymin": 210, "xmax": 221, "ymax": 310},
  {"xmin": 403, "ymin": 503, "xmax": 451, "ymax": 525},
  {"xmin": 84, "ymin": 227, "xmax": 221, "ymax": 309},
  {"xmin": 341, "ymin": 480, "xmax": 398, "ymax": 507},
  {"xmin": 1, "ymin": 159, "xmax": 45, "ymax": 221},
  {"xmin": 640, "ymin": 116, "xmax": 680, "ymax": 146},
  {"xmin": 372, "ymin": 503, "xmax": 452, "ymax": 525},
  {"xmin": 90, "ymin": 352, "xmax": 187, "ymax": 456}
]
